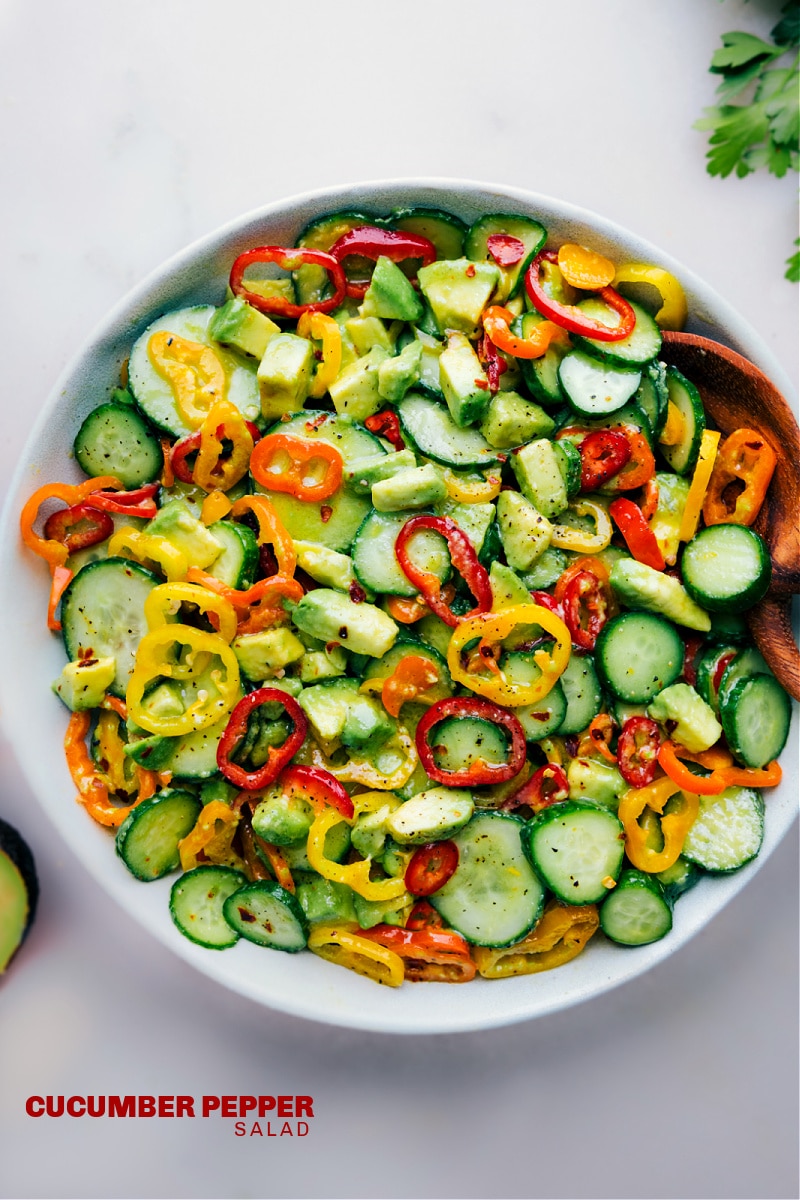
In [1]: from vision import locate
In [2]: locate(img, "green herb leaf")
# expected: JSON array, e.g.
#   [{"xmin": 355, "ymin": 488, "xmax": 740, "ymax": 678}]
[
  {"xmin": 710, "ymin": 31, "xmax": 780, "ymax": 72},
  {"xmin": 698, "ymin": 102, "xmax": 770, "ymax": 177},
  {"xmin": 785, "ymin": 239, "xmax": 800, "ymax": 284}
]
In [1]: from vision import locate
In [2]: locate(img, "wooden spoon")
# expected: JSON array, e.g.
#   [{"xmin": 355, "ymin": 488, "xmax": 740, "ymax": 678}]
[{"xmin": 660, "ymin": 331, "xmax": 800, "ymax": 700}]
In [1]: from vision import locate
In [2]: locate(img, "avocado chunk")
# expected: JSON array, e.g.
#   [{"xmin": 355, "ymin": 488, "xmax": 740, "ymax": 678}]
[
  {"xmin": 208, "ymin": 296, "xmax": 280, "ymax": 360},
  {"xmin": 353, "ymin": 889, "xmax": 413, "ymax": 930},
  {"xmin": 232, "ymin": 628, "xmax": 305, "ymax": 681},
  {"xmin": 252, "ymin": 788, "xmax": 315, "ymax": 847},
  {"xmin": 0, "ymin": 818, "xmax": 38, "ymax": 974},
  {"xmin": 123, "ymin": 733, "xmax": 176, "ymax": 770},
  {"xmin": 296, "ymin": 877, "xmax": 357, "ymax": 926},
  {"xmin": 344, "ymin": 316, "xmax": 396, "ymax": 355},
  {"xmin": 371, "ymin": 464, "xmax": 447, "ymax": 512},
  {"xmin": 567, "ymin": 757, "xmax": 628, "ymax": 810},
  {"xmin": 340, "ymin": 694, "xmax": 396, "ymax": 755},
  {"xmin": 328, "ymin": 346, "xmax": 389, "ymax": 422},
  {"xmin": 257, "ymin": 332, "xmax": 314, "ymax": 420},
  {"xmin": 418, "ymin": 258, "xmax": 500, "ymax": 336},
  {"xmin": 350, "ymin": 795, "xmax": 402, "ymax": 860},
  {"xmin": 436, "ymin": 498, "xmax": 495, "ymax": 556},
  {"xmin": 480, "ymin": 390, "xmax": 556, "ymax": 449},
  {"xmin": 299, "ymin": 645, "xmax": 349, "ymax": 683},
  {"xmin": 648, "ymin": 473, "xmax": 690, "ymax": 567},
  {"xmin": 438, "ymin": 333, "xmax": 491, "ymax": 427},
  {"xmin": 378, "ymin": 340, "xmax": 423, "ymax": 403},
  {"xmin": 292, "ymin": 589, "xmax": 399, "ymax": 657},
  {"xmin": 345, "ymin": 449, "xmax": 418, "ymax": 494},
  {"xmin": 298, "ymin": 678, "xmax": 395, "ymax": 754},
  {"xmin": 294, "ymin": 541, "xmax": 355, "ymax": 591},
  {"xmin": 360, "ymin": 255, "xmax": 424, "ymax": 323},
  {"xmin": 386, "ymin": 786, "xmax": 474, "ymax": 845},
  {"xmin": 489, "ymin": 561, "xmax": 532, "ymax": 610},
  {"xmin": 648, "ymin": 683, "xmax": 722, "ymax": 752},
  {"xmin": 147, "ymin": 499, "xmax": 223, "ymax": 569},
  {"xmin": 610, "ymin": 559, "xmax": 711, "ymax": 632},
  {"xmin": 496, "ymin": 490, "xmax": 553, "ymax": 571},
  {"xmin": 510, "ymin": 439, "xmax": 569, "ymax": 519},
  {"xmin": 52, "ymin": 655, "xmax": 116, "ymax": 711}
]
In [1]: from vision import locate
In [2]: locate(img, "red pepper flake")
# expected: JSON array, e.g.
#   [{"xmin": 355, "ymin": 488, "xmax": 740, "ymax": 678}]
[
  {"xmin": 306, "ymin": 414, "xmax": 328, "ymax": 431},
  {"xmin": 325, "ymin": 641, "xmax": 341, "ymax": 653},
  {"xmin": 465, "ymin": 264, "xmax": 476, "ymax": 278},
  {"xmin": 474, "ymin": 379, "xmax": 489, "ymax": 390},
  {"xmin": 320, "ymin": 505, "xmax": 333, "ymax": 523},
  {"xmin": 349, "ymin": 581, "xmax": 366, "ymax": 604}
]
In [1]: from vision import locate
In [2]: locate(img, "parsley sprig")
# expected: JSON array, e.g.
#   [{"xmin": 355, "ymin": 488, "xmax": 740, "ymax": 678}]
[{"xmin": 695, "ymin": 2, "xmax": 799, "ymax": 280}]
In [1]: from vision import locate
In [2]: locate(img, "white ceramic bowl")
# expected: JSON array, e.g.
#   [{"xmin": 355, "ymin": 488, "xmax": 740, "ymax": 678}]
[{"xmin": 0, "ymin": 179, "xmax": 796, "ymax": 1034}]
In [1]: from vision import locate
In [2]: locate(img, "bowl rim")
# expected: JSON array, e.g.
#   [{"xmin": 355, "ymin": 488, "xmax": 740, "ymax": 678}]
[{"xmin": 0, "ymin": 177, "xmax": 796, "ymax": 1035}]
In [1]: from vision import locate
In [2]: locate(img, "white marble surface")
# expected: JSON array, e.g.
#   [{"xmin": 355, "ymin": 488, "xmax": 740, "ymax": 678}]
[{"xmin": 0, "ymin": 1, "xmax": 797, "ymax": 1198}]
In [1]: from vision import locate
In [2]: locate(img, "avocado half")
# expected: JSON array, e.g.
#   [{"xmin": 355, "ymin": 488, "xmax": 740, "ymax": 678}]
[{"xmin": 0, "ymin": 817, "xmax": 39, "ymax": 973}]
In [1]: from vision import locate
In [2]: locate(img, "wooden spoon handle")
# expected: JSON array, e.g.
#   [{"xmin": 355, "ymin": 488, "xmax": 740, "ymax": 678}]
[{"xmin": 747, "ymin": 596, "xmax": 800, "ymax": 701}]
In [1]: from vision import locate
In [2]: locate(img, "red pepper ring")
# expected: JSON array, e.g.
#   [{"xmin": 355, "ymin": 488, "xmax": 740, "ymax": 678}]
[
  {"xmin": 395, "ymin": 514, "xmax": 492, "ymax": 629},
  {"xmin": 216, "ymin": 688, "xmax": 308, "ymax": 791},
  {"xmin": 525, "ymin": 250, "xmax": 636, "ymax": 342},
  {"xmin": 364, "ymin": 410, "xmax": 405, "ymax": 451},
  {"xmin": 562, "ymin": 571, "xmax": 610, "ymax": 651},
  {"xmin": 608, "ymin": 497, "xmax": 666, "ymax": 571},
  {"xmin": 406, "ymin": 900, "xmax": 445, "ymax": 931},
  {"xmin": 578, "ymin": 430, "xmax": 632, "ymax": 491},
  {"xmin": 358, "ymin": 924, "xmax": 476, "ymax": 983},
  {"xmin": 476, "ymin": 331, "xmax": 508, "ymax": 394},
  {"xmin": 83, "ymin": 483, "xmax": 160, "ymax": 519},
  {"xmin": 329, "ymin": 225, "xmax": 437, "ymax": 300},
  {"xmin": 230, "ymin": 246, "xmax": 346, "ymax": 319},
  {"xmin": 616, "ymin": 716, "xmax": 662, "ymax": 788},
  {"xmin": 502, "ymin": 763, "xmax": 570, "ymax": 813},
  {"xmin": 416, "ymin": 697, "xmax": 527, "ymax": 787},
  {"xmin": 43, "ymin": 502, "xmax": 114, "ymax": 555},
  {"xmin": 405, "ymin": 841, "xmax": 459, "ymax": 897},
  {"xmin": 170, "ymin": 422, "xmax": 261, "ymax": 485},
  {"xmin": 277, "ymin": 764, "xmax": 354, "ymax": 820}
]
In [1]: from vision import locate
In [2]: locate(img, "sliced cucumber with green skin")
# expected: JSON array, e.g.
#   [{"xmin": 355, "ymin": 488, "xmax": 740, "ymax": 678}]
[
  {"xmin": 266, "ymin": 410, "xmax": 385, "ymax": 468},
  {"xmin": 502, "ymin": 653, "xmax": 567, "ymax": 740},
  {"xmin": 655, "ymin": 856, "xmax": 702, "ymax": 903},
  {"xmin": 523, "ymin": 801, "xmax": 625, "ymax": 905},
  {"xmin": 204, "ymin": 520, "xmax": 258, "ymax": 589},
  {"xmin": 557, "ymin": 653, "xmax": 604, "ymax": 735},
  {"xmin": 170, "ymin": 866, "xmax": 247, "ymax": 949},
  {"xmin": 558, "ymin": 350, "xmax": 642, "ymax": 418},
  {"xmin": 115, "ymin": 789, "xmax": 202, "ymax": 882},
  {"xmin": 717, "ymin": 646, "xmax": 770, "ymax": 711},
  {"xmin": 465, "ymin": 213, "xmax": 547, "ymax": 299},
  {"xmin": 74, "ymin": 403, "xmax": 163, "ymax": 488},
  {"xmin": 595, "ymin": 612, "xmax": 684, "ymax": 703},
  {"xmin": 222, "ymin": 881, "xmax": 309, "ymax": 951},
  {"xmin": 659, "ymin": 366, "xmax": 705, "ymax": 475},
  {"xmin": 513, "ymin": 312, "xmax": 569, "ymax": 406},
  {"xmin": 634, "ymin": 360, "xmax": 668, "ymax": 438},
  {"xmin": 430, "ymin": 811, "xmax": 544, "ymax": 946},
  {"xmin": 720, "ymin": 674, "xmax": 791, "ymax": 768},
  {"xmin": 695, "ymin": 643, "xmax": 738, "ymax": 711},
  {"xmin": 432, "ymin": 716, "xmax": 509, "ymax": 775},
  {"xmin": 521, "ymin": 547, "xmax": 568, "ymax": 590},
  {"xmin": 167, "ymin": 708, "xmax": 237, "ymax": 781},
  {"xmin": 61, "ymin": 558, "xmax": 160, "ymax": 698},
  {"xmin": 398, "ymin": 392, "xmax": 500, "ymax": 469},
  {"xmin": 128, "ymin": 306, "xmax": 261, "ymax": 438},
  {"xmin": 707, "ymin": 610, "xmax": 750, "ymax": 644},
  {"xmin": 362, "ymin": 637, "xmax": 453, "ymax": 702},
  {"xmin": 552, "ymin": 439, "xmax": 581, "ymax": 497},
  {"xmin": 599, "ymin": 869, "xmax": 673, "ymax": 946},
  {"xmin": 574, "ymin": 299, "xmax": 662, "ymax": 367},
  {"xmin": 295, "ymin": 209, "xmax": 376, "ymax": 304},
  {"xmin": 682, "ymin": 786, "xmax": 764, "ymax": 873},
  {"xmin": 389, "ymin": 207, "xmax": 467, "ymax": 260},
  {"xmin": 681, "ymin": 524, "xmax": 771, "ymax": 612},
  {"xmin": 351, "ymin": 509, "xmax": 451, "ymax": 597}
]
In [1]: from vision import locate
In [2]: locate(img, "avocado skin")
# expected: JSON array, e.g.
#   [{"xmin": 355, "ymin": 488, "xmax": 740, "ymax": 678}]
[{"xmin": 0, "ymin": 818, "xmax": 39, "ymax": 972}]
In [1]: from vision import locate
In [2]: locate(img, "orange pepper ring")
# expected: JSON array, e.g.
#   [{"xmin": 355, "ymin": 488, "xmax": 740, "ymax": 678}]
[{"xmin": 249, "ymin": 432, "xmax": 343, "ymax": 502}]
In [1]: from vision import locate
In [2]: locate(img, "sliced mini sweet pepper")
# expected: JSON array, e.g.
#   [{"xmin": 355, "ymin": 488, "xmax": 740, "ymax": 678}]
[
  {"xmin": 64, "ymin": 711, "xmax": 156, "ymax": 828},
  {"xmin": 307, "ymin": 923, "xmax": 405, "ymax": 987},
  {"xmin": 702, "ymin": 428, "xmax": 777, "ymax": 528},
  {"xmin": 148, "ymin": 331, "xmax": 227, "ymax": 429},
  {"xmin": 483, "ymin": 305, "xmax": 569, "ymax": 359},
  {"xmin": 559, "ymin": 567, "xmax": 612, "ymax": 650},
  {"xmin": 178, "ymin": 800, "xmax": 244, "ymax": 872},
  {"xmin": 306, "ymin": 806, "xmax": 407, "ymax": 902},
  {"xmin": 380, "ymin": 654, "xmax": 440, "ymax": 717},
  {"xmin": 20, "ymin": 476, "xmax": 122, "ymax": 568},
  {"xmin": 216, "ymin": 687, "xmax": 307, "ymax": 791},
  {"xmin": 616, "ymin": 716, "xmax": 661, "ymax": 788},
  {"xmin": 201, "ymin": 490, "xmax": 233, "ymax": 526},
  {"xmin": 364, "ymin": 410, "xmax": 405, "ymax": 451},
  {"xmin": 395, "ymin": 514, "xmax": 492, "ymax": 628},
  {"xmin": 144, "ymin": 581, "xmax": 239, "ymax": 643},
  {"xmin": 127, "ymin": 624, "xmax": 240, "ymax": 737},
  {"xmin": 296, "ymin": 311, "xmax": 343, "ymax": 399},
  {"xmin": 578, "ymin": 429, "xmax": 631, "ymax": 491},
  {"xmin": 230, "ymin": 245, "xmax": 347, "ymax": 318},
  {"xmin": 277, "ymin": 764, "xmax": 355, "ymax": 820},
  {"xmin": 193, "ymin": 399, "xmax": 254, "ymax": 493},
  {"xmin": 609, "ymin": 497, "xmax": 666, "ymax": 570},
  {"xmin": 678, "ymin": 429, "xmax": 721, "ymax": 542},
  {"xmin": 502, "ymin": 762, "xmax": 570, "ymax": 813},
  {"xmin": 525, "ymin": 250, "xmax": 636, "ymax": 341},
  {"xmin": 549, "ymin": 500, "xmax": 613, "ymax": 554},
  {"xmin": 42, "ymin": 502, "xmax": 113, "ymax": 555},
  {"xmin": 440, "ymin": 467, "xmax": 502, "ymax": 504},
  {"xmin": 658, "ymin": 740, "xmax": 782, "ymax": 795},
  {"xmin": 108, "ymin": 525, "xmax": 189, "ymax": 582},
  {"xmin": 473, "ymin": 899, "xmax": 599, "ymax": 978},
  {"xmin": 249, "ymin": 432, "xmax": 343, "ymax": 503},
  {"xmin": 358, "ymin": 924, "xmax": 476, "ymax": 983},
  {"xmin": 229, "ymin": 495, "xmax": 297, "ymax": 579},
  {"xmin": 82, "ymin": 482, "xmax": 160, "ymax": 519},
  {"xmin": 447, "ymin": 604, "xmax": 571, "ymax": 707},
  {"xmin": 612, "ymin": 262, "xmax": 687, "ymax": 331},
  {"xmin": 586, "ymin": 713, "xmax": 618, "ymax": 764},
  {"xmin": 557, "ymin": 243, "xmax": 616, "ymax": 290},
  {"xmin": 416, "ymin": 697, "xmax": 527, "ymax": 787},
  {"xmin": 329, "ymin": 226, "xmax": 437, "ymax": 300},
  {"xmin": 618, "ymin": 774, "xmax": 700, "ymax": 873},
  {"xmin": 47, "ymin": 565, "xmax": 73, "ymax": 632}
]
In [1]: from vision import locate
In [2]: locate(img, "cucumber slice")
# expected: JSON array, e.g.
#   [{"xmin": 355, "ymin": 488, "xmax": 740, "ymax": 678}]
[
  {"xmin": 502, "ymin": 653, "xmax": 567, "ymax": 740},
  {"xmin": 170, "ymin": 866, "xmax": 247, "ymax": 949},
  {"xmin": 659, "ymin": 366, "xmax": 705, "ymax": 475},
  {"xmin": 74, "ymin": 403, "xmax": 163, "ymax": 489},
  {"xmin": 128, "ymin": 306, "xmax": 261, "ymax": 438},
  {"xmin": 222, "ymin": 881, "xmax": 309, "ymax": 951},
  {"xmin": 574, "ymin": 299, "xmax": 662, "ymax": 367},
  {"xmin": 599, "ymin": 869, "xmax": 673, "ymax": 946},
  {"xmin": 720, "ymin": 674, "xmax": 791, "ymax": 768},
  {"xmin": 595, "ymin": 612, "xmax": 684, "ymax": 703},
  {"xmin": 204, "ymin": 520, "xmax": 258, "ymax": 589},
  {"xmin": 431, "ymin": 811, "xmax": 545, "ymax": 946},
  {"xmin": 634, "ymin": 361, "xmax": 668, "ymax": 438},
  {"xmin": 115, "ymin": 789, "xmax": 202, "ymax": 882},
  {"xmin": 695, "ymin": 643, "xmax": 738, "ymax": 711},
  {"xmin": 558, "ymin": 351, "xmax": 642, "ymax": 418},
  {"xmin": 295, "ymin": 209, "xmax": 376, "ymax": 304},
  {"xmin": 465, "ymin": 213, "xmax": 547, "ymax": 299},
  {"xmin": 557, "ymin": 653, "xmax": 604, "ymax": 734},
  {"xmin": 682, "ymin": 786, "xmax": 764, "ymax": 873},
  {"xmin": 398, "ymin": 392, "xmax": 500, "ymax": 469},
  {"xmin": 351, "ymin": 509, "xmax": 451, "ymax": 597},
  {"xmin": 681, "ymin": 524, "xmax": 771, "ymax": 612},
  {"xmin": 552, "ymin": 438, "xmax": 582, "ymax": 497},
  {"xmin": 523, "ymin": 801, "xmax": 625, "ymax": 904},
  {"xmin": 521, "ymin": 547, "xmax": 568, "ymax": 590},
  {"xmin": 513, "ymin": 312, "xmax": 569, "ymax": 406},
  {"xmin": 166, "ymin": 708, "xmax": 235, "ymax": 781},
  {"xmin": 717, "ymin": 646, "xmax": 770, "ymax": 711},
  {"xmin": 432, "ymin": 717, "xmax": 509, "ymax": 775},
  {"xmin": 61, "ymin": 558, "xmax": 160, "ymax": 698},
  {"xmin": 389, "ymin": 207, "xmax": 467, "ymax": 260},
  {"xmin": 362, "ymin": 637, "xmax": 453, "ymax": 702}
]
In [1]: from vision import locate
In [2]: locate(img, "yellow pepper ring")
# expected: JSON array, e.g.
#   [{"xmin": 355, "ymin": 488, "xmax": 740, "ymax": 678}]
[
  {"xmin": 307, "ymin": 924, "xmax": 404, "ymax": 987},
  {"xmin": 147, "ymin": 331, "xmax": 227, "ymax": 429},
  {"xmin": 441, "ymin": 468, "xmax": 502, "ymax": 504},
  {"xmin": 306, "ymin": 807, "xmax": 407, "ymax": 902},
  {"xmin": 108, "ymin": 526, "xmax": 189, "ymax": 582},
  {"xmin": 305, "ymin": 727, "xmax": 418, "ymax": 790},
  {"xmin": 127, "ymin": 623, "xmax": 240, "ymax": 737},
  {"xmin": 297, "ymin": 312, "xmax": 343, "ymax": 400},
  {"xmin": 549, "ymin": 500, "xmax": 613, "ymax": 554},
  {"xmin": 612, "ymin": 263, "xmax": 688, "ymax": 331},
  {"xmin": 678, "ymin": 429, "xmax": 721, "ymax": 543},
  {"xmin": 618, "ymin": 776, "xmax": 700, "ymax": 873},
  {"xmin": 144, "ymin": 582, "xmax": 239, "ymax": 644},
  {"xmin": 194, "ymin": 398, "xmax": 254, "ymax": 493},
  {"xmin": 448, "ymin": 604, "xmax": 571, "ymax": 707},
  {"xmin": 95, "ymin": 709, "xmax": 134, "ymax": 794}
]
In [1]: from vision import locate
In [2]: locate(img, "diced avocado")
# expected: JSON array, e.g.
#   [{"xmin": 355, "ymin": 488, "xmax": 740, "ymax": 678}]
[
  {"xmin": 251, "ymin": 789, "xmax": 314, "ymax": 847},
  {"xmin": 299, "ymin": 646, "xmax": 348, "ymax": 683},
  {"xmin": 371, "ymin": 464, "xmax": 447, "ymax": 512},
  {"xmin": 510, "ymin": 440, "xmax": 569, "ymax": 519},
  {"xmin": 148, "ymin": 499, "xmax": 223, "ymax": 568},
  {"xmin": 438, "ymin": 333, "xmax": 491, "ymax": 427},
  {"xmin": 292, "ymin": 589, "xmax": 398, "ymax": 657},
  {"xmin": 610, "ymin": 560, "xmax": 711, "ymax": 632},
  {"xmin": 567, "ymin": 757, "xmax": 628, "ymax": 810},
  {"xmin": 297, "ymin": 678, "xmax": 394, "ymax": 754},
  {"xmin": 296, "ymin": 877, "xmax": 357, "ymax": 926},
  {"xmin": 416, "ymin": 613, "xmax": 454, "ymax": 659},
  {"xmin": 328, "ymin": 346, "xmax": 389, "ymax": 422},
  {"xmin": 436, "ymin": 499, "xmax": 495, "ymax": 556},
  {"xmin": 496, "ymin": 489, "xmax": 553, "ymax": 571},
  {"xmin": 281, "ymin": 822, "xmax": 351, "ymax": 873},
  {"xmin": 353, "ymin": 889, "xmax": 413, "ymax": 930},
  {"xmin": 232, "ymin": 628, "xmax": 305, "ymax": 681},
  {"xmin": 123, "ymin": 733, "xmax": 176, "ymax": 770},
  {"xmin": 52, "ymin": 655, "xmax": 116, "ymax": 712},
  {"xmin": 648, "ymin": 472, "xmax": 690, "ymax": 567},
  {"xmin": 480, "ymin": 390, "xmax": 556, "ymax": 449},
  {"xmin": 208, "ymin": 296, "xmax": 280, "ymax": 360},
  {"xmin": 418, "ymin": 258, "xmax": 500, "ymax": 336},
  {"xmin": 378, "ymin": 340, "xmax": 423, "ymax": 403},
  {"xmin": 137, "ymin": 680, "xmax": 185, "ymax": 720},
  {"xmin": 360, "ymin": 256, "xmax": 424, "ymax": 323},
  {"xmin": 341, "ymin": 694, "xmax": 396, "ymax": 756},
  {"xmin": 386, "ymin": 786, "xmax": 474, "ymax": 845},
  {"xmin": 242, "ymin": 278, "xmax": 296, "ymax": 307},
  {"xmin": 294, "ymin": 541, "xmax": 355, "ymax": 591},
  {"xmin": 648, "ymin": 683, "xmax": 722, "ymax": 752},
  {"xmin": 489, "ymin": 561, "xmax": 532, "ymax": 610},
  {"xmin": 345, "ymin": 449, "xmax": 418, "ymax": 494},
  {"xmin": 257, "ymin": 332, "xmax": 314, "ymax": 420},
  {"xmin": 350, "ymin": 795, "xmax": 402, "ymax": 860},
  {"xmin": 199, "ymin": 778, "xmax": 239, "ymax": 807},
  {"xmin": 344, "ymin": 315, "xmax": 396, "ymax": 356}
]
